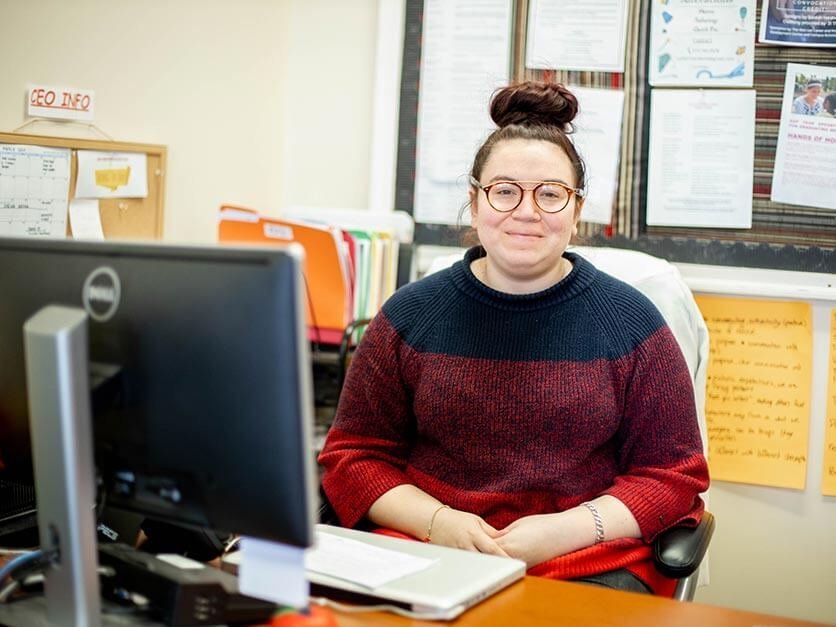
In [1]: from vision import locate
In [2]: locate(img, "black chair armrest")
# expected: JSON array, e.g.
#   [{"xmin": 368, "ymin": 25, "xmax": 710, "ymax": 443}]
[
  {"xmin": 318, "ymin": 486, "xmax": 341, "ymax": 526},
  {"xmin": 652, "ymin": 511, "xmax": 715, "ymax": 579}
]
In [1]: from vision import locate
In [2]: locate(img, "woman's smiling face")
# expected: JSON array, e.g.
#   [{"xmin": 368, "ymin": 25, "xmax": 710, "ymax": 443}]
[{"xmin": 470, "ymin": 138, "xmax": 583, "ymax": 290}]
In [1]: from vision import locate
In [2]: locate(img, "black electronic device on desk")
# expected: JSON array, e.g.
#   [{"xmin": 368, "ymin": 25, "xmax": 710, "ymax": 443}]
[
  {"xmin": 98, "ymin": 543, "xmax": 276, "ymax": 626},
  {"xmin": 0, "ymin": 237, "xmax": 318, "ymax": 626},
  {"xmin": 0, "ymin": 479, "xmax": 37, "ymax": 541}
]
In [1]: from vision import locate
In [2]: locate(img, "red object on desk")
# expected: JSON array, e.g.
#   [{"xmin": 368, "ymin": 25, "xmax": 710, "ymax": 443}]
[{"xmin": 270, "ymin": 604, "xmax": 338, "ymax": 627}]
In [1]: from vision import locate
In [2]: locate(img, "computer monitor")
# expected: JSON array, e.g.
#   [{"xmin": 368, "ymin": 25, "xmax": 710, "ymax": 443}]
[{"xmin": 0, "ymin": 237, "xmax": 317, "ymax": 547}]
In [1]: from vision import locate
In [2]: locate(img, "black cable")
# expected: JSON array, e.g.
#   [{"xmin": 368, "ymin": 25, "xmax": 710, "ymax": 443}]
[
  {"xmin": 95, "ymin": 473, "xmax": 108, "ymax": 520},
  {"xmin": 302, "ymin": 271, "xmax": 322, "ymax": 354},
  {"xmin": 336, "ymin": 318, "xmax": 372, "ymax": 402}
]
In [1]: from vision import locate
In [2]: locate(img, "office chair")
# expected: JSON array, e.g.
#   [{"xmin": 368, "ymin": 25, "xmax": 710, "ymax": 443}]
[
  {"xmin": 654, "ymin": 510, "xmax": 714, "ymax": 601},
  {"xmin": 568, "ymin": 246, "xmax": 715, "ymax": 601},
  {"xmin": 320, "ymin": 246, "xmax": 715, "ymax": 600}
]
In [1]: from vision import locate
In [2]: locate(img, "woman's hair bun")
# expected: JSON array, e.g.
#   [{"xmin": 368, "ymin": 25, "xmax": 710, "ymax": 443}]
[{"xmin": 489, "ymin": 81, "xmax": 579, "ymax": 130}]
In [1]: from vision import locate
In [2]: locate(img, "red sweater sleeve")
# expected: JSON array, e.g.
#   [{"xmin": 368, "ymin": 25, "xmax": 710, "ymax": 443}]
[
  {"xmin": 603, "ymin": 327, "xmax": 710, "ymax": 541},
  {"xmin": 318, "ymin": 313, "xmax": 414, "ymax": 528}
]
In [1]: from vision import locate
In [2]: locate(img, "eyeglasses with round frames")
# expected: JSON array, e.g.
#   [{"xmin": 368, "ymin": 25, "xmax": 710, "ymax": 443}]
[{"xmin": 470, "ymin": 176, "xmax": 585, "ymax": 214}]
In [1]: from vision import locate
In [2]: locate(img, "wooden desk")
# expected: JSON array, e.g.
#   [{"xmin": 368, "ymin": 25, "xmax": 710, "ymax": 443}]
[
  {"xmin": 332, "ymin": 576, "xmax": 830, "ymax": 627},
  {"xmin": 1, "ymin": 555, "xmax": 828, "ymax": 627}
]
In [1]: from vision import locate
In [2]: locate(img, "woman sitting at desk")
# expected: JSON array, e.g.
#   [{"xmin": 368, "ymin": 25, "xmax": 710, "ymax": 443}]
[{"xmin": 318, "ymin": 81, "xmax": 709, "ymax": 596}]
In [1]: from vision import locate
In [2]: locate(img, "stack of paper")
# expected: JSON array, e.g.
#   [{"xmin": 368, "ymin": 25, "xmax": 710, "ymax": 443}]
[{"xmin": 306, "ymin": 530, "xmax": 438, "ymax": 589}]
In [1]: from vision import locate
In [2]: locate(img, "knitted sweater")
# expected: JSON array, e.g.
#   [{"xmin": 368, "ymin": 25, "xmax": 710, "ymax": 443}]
[{"xmin": 319, "ymin": 247, "xmax": 709, "ymax": 595}]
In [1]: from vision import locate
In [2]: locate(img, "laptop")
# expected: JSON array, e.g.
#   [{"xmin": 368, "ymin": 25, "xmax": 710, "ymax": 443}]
[
  {"xmin": 304, "ymin": 524, "xmax": 525, "ymax": 620},
  {"xmin": 223, "ymin": 524, "xmax": 525, "ymax": 620}
]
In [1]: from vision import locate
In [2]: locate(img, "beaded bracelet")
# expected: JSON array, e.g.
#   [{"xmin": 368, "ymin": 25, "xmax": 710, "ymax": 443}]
[
  {"xmin": 424, "ymin": 504, "xmax": 451, "ymax": 542},
  {"xmin": 582, "ymin": 501, "xmax": 605, "ymax": 544}
]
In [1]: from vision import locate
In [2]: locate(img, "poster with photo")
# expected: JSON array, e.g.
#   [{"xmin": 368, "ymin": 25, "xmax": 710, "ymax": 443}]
[
  {"xmin": 771, "ymin": 63, "xmax": 836, "ymax": 211},
  {"xmin": 759, "ymin": 0, "xmax": 836, "ymax": 47}
]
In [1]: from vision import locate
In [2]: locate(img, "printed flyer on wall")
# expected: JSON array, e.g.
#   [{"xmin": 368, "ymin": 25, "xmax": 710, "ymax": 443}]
[
  {"xmin": 771, "ymin": 63, "xmax": 836, "ymax": 211},
  {"xmin": 646, "ymin": 89, "xmax": 755, "ymax": 228},
  {"xmin": 526, "ymin": 0, "xmax": 629, "ymax": 72},
  {"xmin": 759, "ymin": 0, "xmax": 836, "ymax": 47},
  {"xmin": 649, "ymin": 0, "xmax": 756, "ymax": 87}
]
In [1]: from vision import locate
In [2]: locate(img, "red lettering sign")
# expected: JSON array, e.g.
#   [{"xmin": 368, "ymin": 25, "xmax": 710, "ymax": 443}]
[{"xmin": 28, "ymin": 85, "xmax": 94, "ymax": 120}]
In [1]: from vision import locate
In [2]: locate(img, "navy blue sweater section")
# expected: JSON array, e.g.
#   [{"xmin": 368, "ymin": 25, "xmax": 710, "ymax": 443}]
[{"xmin": 381, "ymin": 248, "xmax": 668, "ymax": 363}]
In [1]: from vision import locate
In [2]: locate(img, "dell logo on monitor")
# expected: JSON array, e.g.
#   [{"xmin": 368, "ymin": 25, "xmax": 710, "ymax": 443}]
[{"xmin": 82, "ymin": 267, "xmax": 121, "ymax": 322}]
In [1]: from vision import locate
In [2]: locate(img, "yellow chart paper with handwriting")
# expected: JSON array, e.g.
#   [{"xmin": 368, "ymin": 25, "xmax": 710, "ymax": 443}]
[
  {"xmin": 695, "ymin": 296, "xmax": 812, "ymax": 489},
  {"xmin": 823, "ymin": 309, "xmax": 836, "ymax": 496}
]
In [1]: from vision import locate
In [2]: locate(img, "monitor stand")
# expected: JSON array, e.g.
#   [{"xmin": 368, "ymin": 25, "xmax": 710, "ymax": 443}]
[{"xmin": 24, "ymin": 305, "xmax": 101, "ymax": 627}]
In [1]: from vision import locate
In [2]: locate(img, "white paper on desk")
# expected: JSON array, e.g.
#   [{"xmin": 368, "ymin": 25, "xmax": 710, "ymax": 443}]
[
  {"xmin": 306, "ymin": 530, "xmax": 438, "ymax": 590},
  {"xmin": 649, "ymin": 0, "xmax": 755, "ymax": 87},
  {"xmin": 68, "ymin": 199, "xmax": 104, "ymax": 240},
  {"xmin": 771, "ymin": 63, "xmax": 836, "ymax": 211},
  {"xmin": 646, "ymin": 89, "xmax": 755, "ymax": 228},
  {"xmin": 75, "ymin": 150, "xmax": 147, "ymax": 199},
  {"xmin": 526, "ymin": 0, "xmax": 629, "ymax": 72},
  {"xmin": 571, "ymin": 87, "xmax": 625, "ymax": 225},
  {"xmin": 413, "ymin": 0, "xmax": 512, "ymax": 226},
  {"xmin": 238, "ymin": 536, "xmax": 309, "ymax": 608}
]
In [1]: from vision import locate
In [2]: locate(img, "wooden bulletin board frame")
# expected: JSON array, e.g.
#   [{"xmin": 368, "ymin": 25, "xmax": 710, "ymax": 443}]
[{"xmin": 0, "ymin": 132, "xmax": 166, "ymax": 240}]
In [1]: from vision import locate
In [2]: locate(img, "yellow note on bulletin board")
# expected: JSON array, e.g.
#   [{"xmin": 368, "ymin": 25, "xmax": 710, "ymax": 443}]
[
  {"xmin": 823, "ymin": 309, "xmax": 836, "ymax": 497},
  {"xmin": 695, "ymin": 296, "xmax": 813, "ymax": 490}
]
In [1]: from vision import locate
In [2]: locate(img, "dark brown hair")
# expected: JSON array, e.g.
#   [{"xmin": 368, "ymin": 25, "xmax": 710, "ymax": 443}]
[
  {"xmin": 458, "ymin": 82, "xmax": 587, "ymax": 244},
  {"xmin": 470, "ymin": 81, "xmax": 586, "ymax": 189},
  {"xmin": 824, "ymin": 92, "xmax": 836, "ymax": 114}
]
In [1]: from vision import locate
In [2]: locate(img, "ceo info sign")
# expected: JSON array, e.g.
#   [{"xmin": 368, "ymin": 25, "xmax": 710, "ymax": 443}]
[{"xmin": 27, "ymin": 84, "xmax": 95, "ymax": 121}]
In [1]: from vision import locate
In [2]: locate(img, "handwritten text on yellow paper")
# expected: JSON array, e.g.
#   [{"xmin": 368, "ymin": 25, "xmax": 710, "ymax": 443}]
[{"xmin": 695, "ymin": 296, "xmax": 812, "ymax": 490}]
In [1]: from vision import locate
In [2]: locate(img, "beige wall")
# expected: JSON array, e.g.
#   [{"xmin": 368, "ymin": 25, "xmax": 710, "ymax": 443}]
[
  {"xmin": 0, "ymin": 0, "xmax": 378, "ymax": 242},
  {"xmin": 277, "ymin": 2, "xmax": 378, "ymax": 211}
]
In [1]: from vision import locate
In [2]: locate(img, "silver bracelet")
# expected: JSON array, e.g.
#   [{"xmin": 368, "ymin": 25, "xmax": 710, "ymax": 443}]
[{"xmin": 582, "ymin": 501, "xmax": 605, "ymax": 544}]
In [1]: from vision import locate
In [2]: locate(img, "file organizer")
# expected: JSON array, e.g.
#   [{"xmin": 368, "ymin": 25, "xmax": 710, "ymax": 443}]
[
  {"xmin": 278, "ymin": 207, "xmax": 414, "ymax": 342},
  {"xmin": 218, "ymin": 206, "xmax": 414, "ymax": 345}
]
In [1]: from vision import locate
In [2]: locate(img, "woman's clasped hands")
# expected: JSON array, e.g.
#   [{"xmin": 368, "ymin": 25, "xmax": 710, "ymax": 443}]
[{"xmin": 428, "ymin": 508, "xmax": 563, "ymax": 568}]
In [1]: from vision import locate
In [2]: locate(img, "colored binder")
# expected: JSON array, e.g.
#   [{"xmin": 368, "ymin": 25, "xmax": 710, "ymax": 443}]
[{"xmin": 218, "ymin": 206, "xmax": 351, "ymax": 345}]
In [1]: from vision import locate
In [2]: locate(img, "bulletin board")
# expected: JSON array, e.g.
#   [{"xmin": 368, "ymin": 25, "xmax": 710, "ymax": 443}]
[
  {"xmin": 395, "ymin": 0, "xmax": 836, "ymax": 273},
  {"xmin": 0, "ymin": 132, "xmax": 166, "ymax": 240}
]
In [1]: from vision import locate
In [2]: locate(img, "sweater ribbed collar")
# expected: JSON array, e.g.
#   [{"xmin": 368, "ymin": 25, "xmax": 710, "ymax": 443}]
[{"xmin": 449, "ymin": 246, "xmax": 597, "ymax": 311}]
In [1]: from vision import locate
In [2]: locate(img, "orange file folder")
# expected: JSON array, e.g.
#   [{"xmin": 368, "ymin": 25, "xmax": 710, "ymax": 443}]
[{"xmin": 218, "ymin": 206, "xmax": 351, "ymax": 344}]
